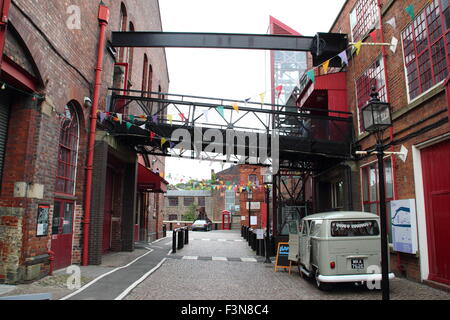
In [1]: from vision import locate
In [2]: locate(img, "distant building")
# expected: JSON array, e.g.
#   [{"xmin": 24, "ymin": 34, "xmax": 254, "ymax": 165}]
[{"xmin": 164, "ymin": 190, "xmax": 213, "ymax": 222}]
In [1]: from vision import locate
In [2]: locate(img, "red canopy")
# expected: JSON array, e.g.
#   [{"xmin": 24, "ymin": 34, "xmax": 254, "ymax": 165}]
[{"xmin": 137, "ymin": 163, "xmax": 168, "ymax": 193}]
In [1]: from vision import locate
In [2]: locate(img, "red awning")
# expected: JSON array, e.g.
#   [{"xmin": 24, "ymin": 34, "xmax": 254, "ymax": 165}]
[
  {"xmin": 137, "ymin": 163, "xmax": 168, "ymax": 193},
  {"xmin": 298, "ymin": 72, "xmax": 347, "ymax": 114}
]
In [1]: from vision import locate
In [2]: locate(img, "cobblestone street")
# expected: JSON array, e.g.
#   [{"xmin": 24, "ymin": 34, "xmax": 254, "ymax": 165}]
[{"xmin": 124, "ymin": 230, "xmax": 450, "ymax": 300}]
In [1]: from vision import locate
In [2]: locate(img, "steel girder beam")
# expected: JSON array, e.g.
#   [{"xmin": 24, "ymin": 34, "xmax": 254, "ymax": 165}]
[{"xmin": 112, "ymin": 31, "xmax": 315, "ymax": 51}]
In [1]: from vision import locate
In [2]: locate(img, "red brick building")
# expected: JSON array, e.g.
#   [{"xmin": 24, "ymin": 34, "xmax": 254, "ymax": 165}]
[
  {"xmin": 0, "ymin": 0, "xmax": 168, "ymax": 283},
  {"xmin": 297, "ymin": 0, "xmax": 450, "ymax": 288},
  {"xmin": 215, "ymin": 165, "xmax": 268, "ymax": 230}
]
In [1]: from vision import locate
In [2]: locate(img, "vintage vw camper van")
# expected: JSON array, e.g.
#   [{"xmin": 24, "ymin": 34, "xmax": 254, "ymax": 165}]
[{"xmin": 288, "ymin": 211, "xmax": 395, "ymax": 290}]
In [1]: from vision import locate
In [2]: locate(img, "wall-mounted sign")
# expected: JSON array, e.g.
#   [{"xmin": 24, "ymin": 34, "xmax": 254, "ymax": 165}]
[
  {"xmin": 390, "ymin": 199, "xmax": 418, "ymax": 254},
  {"xmin": 36, "ymin": 205, "xmax": 50, "ymax": 237},
  {"xmin": 250, "ymin": 216, "xmax": 257, "ymax": 225},
  {"xmin": 246, "ymin": 202, "xmax": 260, "ymax": 210}
]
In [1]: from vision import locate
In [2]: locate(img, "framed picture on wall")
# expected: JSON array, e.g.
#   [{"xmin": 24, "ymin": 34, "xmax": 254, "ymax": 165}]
[{"xmin": 36, "ymin": 204, "xmax": 50, "ymax": 237}]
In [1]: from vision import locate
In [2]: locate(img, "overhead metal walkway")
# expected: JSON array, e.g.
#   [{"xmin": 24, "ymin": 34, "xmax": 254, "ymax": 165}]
[{"xmin": 99, "ymin": 88, "xmax": 354, "ymax": 172}]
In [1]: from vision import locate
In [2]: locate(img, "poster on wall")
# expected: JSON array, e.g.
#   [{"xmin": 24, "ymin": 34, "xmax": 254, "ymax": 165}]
[
  {"xmin": 390, "ymin": 199, "xmax": 418, "ymax": 254},
  {"xmin": 36, "ymin": 205, "xmax": 50, "ymax": 237}
]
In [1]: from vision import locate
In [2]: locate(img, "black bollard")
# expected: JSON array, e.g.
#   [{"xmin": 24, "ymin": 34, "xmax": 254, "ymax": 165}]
[
  {"xmin": 172, "ymin": 229, "xmax": 177, "ymax": 254},
  {"xmin": 184, "ymin": 227, "xmax": 189, "ymax": 245},
  {"xmin": 178, "ymin": 228, "xmax": 184, "ymax": 250},
  {"xmin": 163, "ymin": 224, "xmax": 167, "ymax": 238}
]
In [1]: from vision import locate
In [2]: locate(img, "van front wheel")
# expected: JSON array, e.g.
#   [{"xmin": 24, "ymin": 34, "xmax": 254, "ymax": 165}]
[{"xmin": 315, "ymin": 269, "xmax": 332, "ymax": 291}]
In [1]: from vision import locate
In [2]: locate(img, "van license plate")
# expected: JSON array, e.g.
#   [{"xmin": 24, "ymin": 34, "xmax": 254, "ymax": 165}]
[{"xmin": 351, "ymin": 259, "xmax": 364, "ymax": 269}]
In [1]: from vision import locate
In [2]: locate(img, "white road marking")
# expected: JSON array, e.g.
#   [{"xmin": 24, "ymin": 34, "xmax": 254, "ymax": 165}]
[
  {"xmin": 115, "ymin": 258, "xmax": 167, "ymax": 300},
  {"xmin": 240, "ymin": 258, "xmax": 257, "ymax": 262},
  {"xmin": 211, "ymin": 257, "xmax": 227, "ymax": 261},
  {"xmin": 182, "ymin": 256, "xmax": 198, "ymax": 260},
  {"xmin": 60, "ymin": 248, "xmax": 155, "ymax": 300}
]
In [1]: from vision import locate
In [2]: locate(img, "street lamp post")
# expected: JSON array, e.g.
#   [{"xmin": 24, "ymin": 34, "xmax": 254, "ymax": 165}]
[
  {"xmin": 263, "ymin": 173, "xmax": 273, "ymax": 263},
  {"xmin": 361, "ymin": 86, "xmax": 392, "ymax": 301},
  {"xmin": 247, "ymin": 189, "xmax": 252, "ymax": 228}
]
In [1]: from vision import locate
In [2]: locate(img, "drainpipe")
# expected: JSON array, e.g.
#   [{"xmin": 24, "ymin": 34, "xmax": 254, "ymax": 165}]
[
  {"xmin": 0, "ymin": 0, "xmax": 11, "ymax": 69},
  {"xmin": 82, "ymin": 2, "xmax": 110, "ymax": 266}
]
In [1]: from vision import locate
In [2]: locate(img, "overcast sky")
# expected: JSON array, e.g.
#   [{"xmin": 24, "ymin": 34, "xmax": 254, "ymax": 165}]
[{"xmin": 158, "ymin": 0, "xmax": 346, "ymax": 184}]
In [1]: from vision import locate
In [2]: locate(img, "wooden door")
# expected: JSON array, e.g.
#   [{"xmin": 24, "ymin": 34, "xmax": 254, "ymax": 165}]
[
  {"xmin": 103, "ymin": 167, "xmax": 114, "ymax": 253},
  {"xmin": 421, "ymin": 139, "xmax": 450, "ymax": 285},
  {"xmin": 51, "ymin": 200, "xmax": 74, "ymax": 270}
]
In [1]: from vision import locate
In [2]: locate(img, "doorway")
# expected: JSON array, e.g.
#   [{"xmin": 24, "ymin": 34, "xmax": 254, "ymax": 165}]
[{"xmin": 51, "ymin": 200, "xmax": 75, "ymax": 270}]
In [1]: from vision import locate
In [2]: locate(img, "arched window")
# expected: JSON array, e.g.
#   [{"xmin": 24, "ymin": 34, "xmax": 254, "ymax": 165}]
[
  {"xmin": 118, "ymin": 3, "xmax": 128, "ymax": 62},
  {"xmin": 127, "ymin": 21, "xmax": 135, "ymax": 86},
  {"xmin": 142, "ymin": 54, "xmax": 148, "ymax": 95},
  {"xmin": 55, "ymin": 103, "xmax": 79, "ymax": 195},
  {"xmin": 147, "ymin": 64, "xmax": 153, "ymax": 97}
]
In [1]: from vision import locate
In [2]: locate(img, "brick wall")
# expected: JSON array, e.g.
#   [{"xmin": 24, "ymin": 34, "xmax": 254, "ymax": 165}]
[
  {"xmin": 0, "ymin": 0, "xmax": 169, "ymax": 281},
  {"xmin": 328, "ymin": 0, "xmax": 450, "ymax": 283}
]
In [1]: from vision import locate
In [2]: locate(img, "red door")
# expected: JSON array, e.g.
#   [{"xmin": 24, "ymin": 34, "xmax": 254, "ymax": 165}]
[
  {"xmin": 421, "ymin": 139, "xmax": 450, "ymax": 285},
  {"xmin": 51, "ymin": 200, "xmax": 74, "ymax": 270},
  {"xmin": 103, "ymin": 168, "xmax": 114, "ymax": 253}
]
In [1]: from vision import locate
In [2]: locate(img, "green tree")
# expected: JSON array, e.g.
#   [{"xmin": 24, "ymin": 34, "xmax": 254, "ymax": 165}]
[{"xmin": 182, "ymin": 203, "xmax": 198, "ymax": 221}]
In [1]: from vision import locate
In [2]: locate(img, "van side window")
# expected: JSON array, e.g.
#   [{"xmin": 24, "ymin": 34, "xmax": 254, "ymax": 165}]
[
  {"xmin": 330, "ymin": 220, "xmax": 380, "ymax": 237},
  {"xmin": 300, "ymin": 221, "xmax": 308, "ymax": 236},
  {"xmin": 310, "ymin": 220, "xmax": 323, "ymax": 237}
]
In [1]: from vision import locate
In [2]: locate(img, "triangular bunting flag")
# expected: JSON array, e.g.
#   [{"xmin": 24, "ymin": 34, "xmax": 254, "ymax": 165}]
[
  {"xmin": 244, "ymin": 98, "xmax": 250, "ymax": 104},
  {"xmin": 202, "ymin": 110, "xmax": 209, "ymax": 122},
  {"xmin": 152, "ymin": 115, "xmax": 158, "ymax": 122},
  {"xmin": 129, "ymin": 115, "xmax": 135, "ymax": 122},
  {"xmin": 126, "ymin": 122, "xmax": 132, "ymax": 130},
  {"xmin": 140, "ymin": 124, "xmax": 146, "ymax": 129},
  {"xmin": 99, "ymin": 112, "xmax": 106, "ymax": 123},
  {"xmin": 169, "ymin": 141, "xmax": 175, "ymax": 149},
  {"xmin": 390, "ymin": 36, "xmax": 399, "ymax": 53},
  {"xmin": 306, "ymin": 70, "xmax": 315, "ymax": 83},
  {"xmin": 354, "ymin": 40, "xmax": 362, "ymax": 55},
  {"xmin": 405, "ymin": 4, "xmax": 414, "ymax": 20},
  {"xmin": 150, "ymin": 131, "xmax": 155, "ymax": 141},
  {"xmin": 117, "ymin": 114, "xmax": 123, "ymax": 124},
  {"xmin": 167, "ymin": 114, "xmax": 173, "ymax": 125},
  {"xmin": 161, "ymin": 137, "xmax": 167, "ymax": 146},
  {"xmin": 338, "ymin": 50, "xmax": 348, "ymax": 65},
  {"xmin": 369, "ymin": 29, "xmax": 378, "ymax": 42},
  {"xmin": 179, "ymin": 113, "xmax": 185, "ymax": 121},
  {"xmin": 322, "ymin": 59, "xmax": 330, "ymax": 74},
  {"xmin": 259, "ymin": 92, "xmax": 265, "ymax": 105},
  {"xmin": 232, "ymin": 103, "xmax": 239, "ymax": 112},
  {"xmin": 385, "ymin": 17, "xmax": 396, "ymax": 30},
  {"xmin": 275, "ymin": 85, "xmax": 283, "ymax": 98},
  {"xmin": 216, "ymin": 106, "xmax": 224, "ymax": 117}
]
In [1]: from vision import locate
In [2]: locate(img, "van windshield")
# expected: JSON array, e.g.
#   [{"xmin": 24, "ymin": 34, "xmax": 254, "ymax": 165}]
[{"xmin": 331, "ymin": 220, "xmax": 379, "ymax": 237}]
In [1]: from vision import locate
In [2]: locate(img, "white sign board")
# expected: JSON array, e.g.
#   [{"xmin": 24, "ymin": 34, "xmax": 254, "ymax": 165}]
[
  {"xmin": 390, "ymin": 199, "xmax": 418, "ymax": 254},
  {"xmin": 256, "ymin": 229, "xmax": 264, "ymax": 240},
  {"xmin": 250, "ymin": 216, "xmax": 257, "ymax": 225},
  {"xmin": 241, "ymin": 215, "xmax": 246, "ymax": 221},
  {"xmin": 246, "ymin": 202, "xmax": 260, "ymax": 210}
]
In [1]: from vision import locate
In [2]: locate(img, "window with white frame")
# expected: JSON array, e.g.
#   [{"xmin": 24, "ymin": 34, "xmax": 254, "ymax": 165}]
[
  {"xmin": 355, "ymin": 55, "xmax": 387, "ymax": 133},
  {"xmin": 361, "ymin": 157, "xmax": 394, "ymax": 242},
  {"xmin": 349, "ymin": 0, "xmax": 379, "ymax": 42},
  {"xmin": 401, "ymin": 0, "xmax": 449, "ymax": 102}
]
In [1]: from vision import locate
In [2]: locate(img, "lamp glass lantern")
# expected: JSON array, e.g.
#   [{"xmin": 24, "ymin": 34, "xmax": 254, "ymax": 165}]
[{"xmin": 361, "ymin": 87, "xmax": 392, "ymax": 133}]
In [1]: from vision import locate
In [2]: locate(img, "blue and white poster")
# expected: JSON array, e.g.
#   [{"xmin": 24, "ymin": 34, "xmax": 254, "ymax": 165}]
[{"xmin": 390, "ymin": 199, "xmax": 418, "ymax": 254}]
